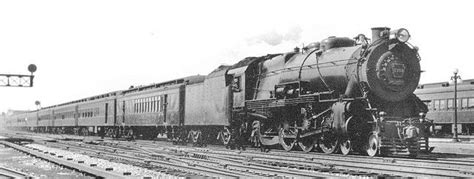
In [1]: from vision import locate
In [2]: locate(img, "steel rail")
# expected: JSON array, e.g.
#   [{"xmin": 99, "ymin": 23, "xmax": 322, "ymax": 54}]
[
  {"xmin": 43, "ymin": 140, "xmax": 245, "ymax": 178},
  {"xmin": 189, "ymin": 148, "xmax": 473, "ymax": 178},
  {"xmin": 0, "ymin": 166, "xmax": 32, "ymax": 178},
  {"xmin": 0, "ymin": 141, "xmax": 127, "ymax": 179}
]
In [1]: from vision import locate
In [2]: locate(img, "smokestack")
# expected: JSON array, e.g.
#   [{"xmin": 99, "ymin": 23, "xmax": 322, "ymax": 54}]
[{"xmin": 371, "ymin": 27, "xmax": 390, "ymax": 42}]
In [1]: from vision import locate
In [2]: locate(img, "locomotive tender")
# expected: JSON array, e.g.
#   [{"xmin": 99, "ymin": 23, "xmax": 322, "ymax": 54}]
[{"xmin": 5, "ymin": 27, "xmax": 432, "ymax": 157}]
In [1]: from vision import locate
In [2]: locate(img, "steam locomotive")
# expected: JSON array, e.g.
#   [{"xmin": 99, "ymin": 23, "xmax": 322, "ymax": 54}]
[{"xmin": 5, "ymin": 27, "xmax": 432, "ymax": 157}]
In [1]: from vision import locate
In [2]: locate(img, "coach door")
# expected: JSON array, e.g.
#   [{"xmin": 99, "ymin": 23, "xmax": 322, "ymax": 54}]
[
  {"xmin": 105, "ymin": 103, "xmax": 108, "ymax": 124},
  {"xmin": 36, "ymin": 111, "xmax": 39, "ymax": 126},
  {"xmin": 122, "ymin": 101, "xmax": 126, "ymax": 124},
  {"xmin": 74, "ymin": 105, "xmax": 79, "ymax": 126},
  {"xmin": 163, "ymin": 94, "xmax": 168, "ymax": 123},
  {"xmin": 113, "ymin": 99, "xmax": 118, "ymax": 125},
  {"xmin": 51, "ymin": 110, "xmax": 55, "ymax": 127}
]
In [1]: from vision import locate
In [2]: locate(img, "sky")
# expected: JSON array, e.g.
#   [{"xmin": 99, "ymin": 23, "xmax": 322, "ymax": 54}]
[{"xmin": 0, "ymin": 0, "xmax": 473, "ymax": 112}]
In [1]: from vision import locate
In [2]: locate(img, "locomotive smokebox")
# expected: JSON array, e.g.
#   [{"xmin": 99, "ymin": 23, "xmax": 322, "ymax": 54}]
[{"xmin": 371, "ymin": 27, "xmax": 390, "ymax": 42}]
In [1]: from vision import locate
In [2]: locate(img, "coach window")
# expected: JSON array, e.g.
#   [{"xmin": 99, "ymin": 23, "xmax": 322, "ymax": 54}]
[
  {"xmin": 132, "ymin": 100, "xmax": 137, "ymax": 113},
  {"xmin": 151, "ymin": 97, "xmax": 155, "ymax": 112},
  {"xmin": 144, "ymin": 98, "xmax": 147, "ymax": 113},
  {"xmin": 462, "ymin": 98, "xmax": 468, "ymax": 109},
  {"xmin": 440, "ymin": 99, "xmax": 446, "ymax": 110},
  {"xmin": 151, "ymin": 97, "xmax": 154, "ymax": 112},
  {"xmin": 153, "ymin": 96, "xmax": 158, "ymax": 112},
  {"xmin": 138, "ymin": 99, "xmax": 141, "ymax": 113},
  {"xmin": 140, "ymin": 98, "xmax": 144, "ymax": 113},
  {"xmin": 149, "ymin": 97, "xmax": 152, "ymax": 112},
  {"xmin": 149, "ymin": 98, "xmax": 153, "ymax": 112},
  {"xmin": 447, "ymin": 99, "xmax": 453, "ymax": 110},
  {"xmin": 150, "ymin": 98, "xmax": 153, "ymax": 112},
  {"xmin": 154, "ymin": 97, "xmax": 157, "ymax": 112},
  {"xmin": 137, "ymin": 99, "xmax": 140, "ymax": 113},
  {"xmin": 147, "ymin": 98, "xmax": 151, "ymax": 112},
  {"xmin": 426, "ymin": 101, "xmax": 432, "ymax": 110},
  {"xmin": 148, "ymin": 98, "xmax": 151, "ymax": 113},
  {"xmin": 232, "ymin": 76, "xmax": 241, "ymax": 92},
  {"xmin": 160, "ymin": 96, "xmax": 163, "ymax": 112},
  {"xmin": 468, "ymin": 98, "xmax": 474, "ymax": 109},
  {"xmin": 457, "ymin": 99, "xmax": 461, "ymax": 110},
  {"xmin": 155, "ymin": 97, "xmax": 158, "ymax": 112},
  {"xmin": 436, "ymin": 100, "xmax": 441, "ymax": 110},
  {"xmin": 143, "ymin": 98, "xmax": 148, "ymax": 113},
  {"xmin": 135, "ymin": 99, "xmax": 139, "ymax": 113}
]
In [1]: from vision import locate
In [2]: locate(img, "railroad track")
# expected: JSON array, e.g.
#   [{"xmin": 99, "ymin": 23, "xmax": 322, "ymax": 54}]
[
  {"xmin": 130, "ymin": 140, "xmax": 474, "ymax": 178},
  {"xmin": 4, "ymin": 131, "xmax": 474, "ymax": 178},
  {"xmin": 42, "ymin": 140, "xmax": 244, "ymax": 178},
  {"xmin": 0, "ymin": 166, "xmax": 33, "ymax": 178},
  {"xmin": 2, "ymin": 131, "xmax": 344, "ymax": 178},
  {"xmin": 44, "ymin": 139, "xmax": 337, "ymax": 178}
]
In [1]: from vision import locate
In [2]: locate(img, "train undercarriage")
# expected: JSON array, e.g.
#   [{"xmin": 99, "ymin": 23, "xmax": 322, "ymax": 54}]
[
  {"xmin": 233, "ymin": 93, "xmax": 434, "ymax": 157},
  {"xmin": 12, "ymin": 94, "xmax": 433, "ymax": 158}
]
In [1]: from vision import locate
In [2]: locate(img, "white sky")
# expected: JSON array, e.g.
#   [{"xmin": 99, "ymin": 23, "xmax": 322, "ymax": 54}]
[{"xmin": 1, "ymin": 0, "xmax": 473, "ymax": 112}]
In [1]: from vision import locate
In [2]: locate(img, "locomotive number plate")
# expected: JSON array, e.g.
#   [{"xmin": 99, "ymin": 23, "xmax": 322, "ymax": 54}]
[{"xmin": 391, "ymin": 63, "xmax": 405, "ymax": 78}]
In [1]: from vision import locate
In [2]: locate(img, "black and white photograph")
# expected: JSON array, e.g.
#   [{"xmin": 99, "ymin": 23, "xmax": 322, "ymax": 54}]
[{"xmin": 1, "ymin": 0, "xmax": 473, "ymax": 178}]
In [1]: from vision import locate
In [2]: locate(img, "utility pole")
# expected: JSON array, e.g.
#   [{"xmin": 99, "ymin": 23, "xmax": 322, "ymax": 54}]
[
  {"xmin": 451, "ymin": 69, "xmax": 461, "ymax": 142},
  {"xmin": 0, "ymin": 64, "xmax": 37, "ymax": 87}
]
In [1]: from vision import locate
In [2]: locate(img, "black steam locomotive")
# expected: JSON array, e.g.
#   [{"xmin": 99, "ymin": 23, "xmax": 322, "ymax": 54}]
[{"xmin": 6, "ymin": 27, "xmax": 432, "ymax": 157}]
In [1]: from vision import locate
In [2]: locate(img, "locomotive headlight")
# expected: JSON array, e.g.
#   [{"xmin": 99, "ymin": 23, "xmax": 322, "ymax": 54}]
[{"xmin": 392, "ymin": 28, "xmax": 410, "ymax": 43}]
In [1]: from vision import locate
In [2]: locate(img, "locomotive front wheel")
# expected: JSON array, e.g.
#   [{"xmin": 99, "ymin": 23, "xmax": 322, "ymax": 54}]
[
  {"xmin": 298, "ymin": 136, "xmax": 315, "ymax": 153},
  {"xmin": 340, "ymin": 138, "xmax": 351, "ymax": 155},
  {"xmin": 319, "ymin": 133, "xmax": 338, "ymax": 154},
  {"xmin": 279, "ymin": 128, "xmax": 296, "ymax": 151},
  {"xmin": 365, "ymin": 134, "xmax": 379, "ymax": 157}
]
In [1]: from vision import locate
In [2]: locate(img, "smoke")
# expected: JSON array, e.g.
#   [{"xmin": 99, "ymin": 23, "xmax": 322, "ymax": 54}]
[
  {"xmin": 283, "ymin": 26, "xmax": 303, "ymax": 43},
  {"xmin": 247, "ymin": 25, "xmax": 303, "ymax": 46}
]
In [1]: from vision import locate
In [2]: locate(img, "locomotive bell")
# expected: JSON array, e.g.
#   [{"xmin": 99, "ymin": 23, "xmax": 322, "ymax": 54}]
[{"xmin": 303, "ymin": 42, "xmax": 320, "ymax": 52}]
